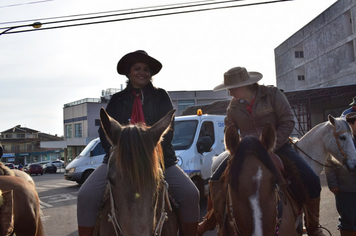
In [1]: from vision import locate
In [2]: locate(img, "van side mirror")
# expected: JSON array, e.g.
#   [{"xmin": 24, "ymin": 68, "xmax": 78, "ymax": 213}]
[{"xmin": 197, "ymin": 136, "xmax": 213, "ymax": 154}]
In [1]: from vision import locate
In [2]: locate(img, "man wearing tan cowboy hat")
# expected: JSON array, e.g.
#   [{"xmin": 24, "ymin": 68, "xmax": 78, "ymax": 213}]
[
  {"xmin": 341, "ymin": 96, "xmax": 356, "ymax": 118},
  {"xmin": 198, "ymin": 67, "xmax": 326, "ymax": 236}
]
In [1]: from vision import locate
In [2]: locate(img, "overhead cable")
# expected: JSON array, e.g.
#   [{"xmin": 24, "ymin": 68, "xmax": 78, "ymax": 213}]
[{"xmin": 1, "ymin": 0, "xmax": 293, "ymax": 35}]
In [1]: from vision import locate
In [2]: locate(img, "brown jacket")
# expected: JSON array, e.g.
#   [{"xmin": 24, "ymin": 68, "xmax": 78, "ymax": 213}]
[{"xmin": 225, "ymin": 85, "xmax": 294, "ymax": 150}]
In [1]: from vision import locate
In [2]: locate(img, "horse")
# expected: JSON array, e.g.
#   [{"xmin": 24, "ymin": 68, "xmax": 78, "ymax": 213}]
[
  {"xmin": 291, "ymin": 114, "xmax": 356, "ymax": 175},
  {"xmin": 0, "ymin": 175, "xmax": 44, "ymax": 236},
  {"xmin": 93, "ymin": 108, "xmax": 179, "ymax": 236},
  {"xmin": 212, "ymin": 123, "xmax": 302, "ymax": 236}
]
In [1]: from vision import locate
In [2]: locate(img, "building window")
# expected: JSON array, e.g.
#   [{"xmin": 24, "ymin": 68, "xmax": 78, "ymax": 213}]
[
  {"xmin": 178, "ymin": 100, "xmax": 195, "ymax": 115},
  {"xmin": 66, "ymin": 125, "xmax": 72, "ymax": 139},
  {"xmin": 17, "ymin": 134, "xmax": 25, "ymax": 138},
  {"xmin": 295, "ymin": 51, "xmax": 304, "ymax": 58},
  {"xmin": 95, "ymin": 119, "xmax": 101, "ymax": 126},
  {"xmin": 298, "ymin": 75, "xmax": 305, "ymax": 81},
  {"xmin": 5, "ymin": 134, "xmax": 11, "ymax": 138},
  {"xmin": 75, "ymin": 123, "xmax": 82, "ymax": 138}
]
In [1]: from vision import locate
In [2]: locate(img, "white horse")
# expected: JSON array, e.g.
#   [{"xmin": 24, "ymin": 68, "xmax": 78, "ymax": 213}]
[{"xmin": 291, "ymin": 114, "xmax": 356, "ymax": 175}]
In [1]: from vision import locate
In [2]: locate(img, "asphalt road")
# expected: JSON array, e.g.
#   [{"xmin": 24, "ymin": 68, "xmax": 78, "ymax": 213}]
[{"xmin": 33, "ymin": 170, "xmax": 340, "ymax": 236}]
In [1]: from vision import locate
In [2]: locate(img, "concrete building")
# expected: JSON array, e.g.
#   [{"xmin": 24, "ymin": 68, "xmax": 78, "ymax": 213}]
[
  {"xmin": 0, "ymin": 125, "xmax": 64, "ymax": 165},
  {"xmin": 56, "ymin": 88, "xmax": 230, "ymax": 163},
  {"xmin": 275, "ymin": 0, "xmax": 356, "ymax": 135}
]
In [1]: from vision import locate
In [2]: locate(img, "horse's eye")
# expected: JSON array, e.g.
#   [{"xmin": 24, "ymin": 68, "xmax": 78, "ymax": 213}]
[{"xmin": 339, "ymin": 136, "xmax": 346, "ymax": 141}]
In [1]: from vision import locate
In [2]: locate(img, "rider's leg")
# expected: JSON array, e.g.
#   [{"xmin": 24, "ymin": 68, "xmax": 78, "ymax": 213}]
[
  {"xmin": 198, "ymin": 153, "xmax": 229, "ymax": 235},
  {"xmin": 77, "ymin": 163, "xmax": 108, "ymax": 236},
  {"xmin": 275, "ymin": 143, "xmax": 325, "ymax": 236},
  {"xmin": 164, "ymin": 164, "xmax": 200, "ymax": 236}
]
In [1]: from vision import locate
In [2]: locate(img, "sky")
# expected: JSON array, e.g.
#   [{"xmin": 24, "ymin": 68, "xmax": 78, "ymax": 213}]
[{"xmin": 0, "ymin": 0, "xmax": 338, "ymax": 136}]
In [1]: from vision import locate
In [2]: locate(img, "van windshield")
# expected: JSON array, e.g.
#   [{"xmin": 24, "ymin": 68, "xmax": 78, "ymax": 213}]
[
  {"xmin": 172, "ymin": 120, "xmax": 198, "ymax": 150},
  {"xmin": 78, "ymin": 139, "xmax": 99, "ymax": 158}
]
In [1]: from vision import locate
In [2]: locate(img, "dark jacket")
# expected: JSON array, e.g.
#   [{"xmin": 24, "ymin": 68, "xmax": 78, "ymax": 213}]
[
  {"xmin": 225, "ymin": 85, "xmax": 294, "ymax": 150},
  {"xmin": 98, "ymin": 82, "xmax": 177, "ymax": 168}
]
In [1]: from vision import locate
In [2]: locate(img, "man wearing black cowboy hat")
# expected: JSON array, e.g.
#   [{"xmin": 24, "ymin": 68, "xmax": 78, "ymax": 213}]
[
  {"xmin": 341, "ymin": 96, "xmax": 356, "ymax": 117},
  {"xmin": 77, "ymin": 50, "xmax": 200, "ymax": 236}
]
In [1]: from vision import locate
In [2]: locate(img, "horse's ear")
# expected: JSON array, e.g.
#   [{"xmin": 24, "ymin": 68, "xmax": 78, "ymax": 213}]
[
  {"xmin": 328, "ymin": 114, "xmax": 336, "ymax": 126},
  {"xmin": 100, "ymin": 108, "xmax": 122, "ymax": 145},
  {"xmin": 149, "ymin": 109, "xmax": 176, "ymax": 144},
  {"xmin": 261, "ymin": 123, "xmax": 276, "ymax": 152},
  {"xmin": 224, "ymin": 124, "xmax": 240, "ymax": 156}
]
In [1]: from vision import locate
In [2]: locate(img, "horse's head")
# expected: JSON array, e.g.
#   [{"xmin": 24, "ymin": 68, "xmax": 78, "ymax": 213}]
[
  {"xmin": 328, "ymin": 114, "xmax": 356, "ymax": 171},
  {"xmin": 99, "ymin": 108, "xmax": 176, "ymax": 235}
]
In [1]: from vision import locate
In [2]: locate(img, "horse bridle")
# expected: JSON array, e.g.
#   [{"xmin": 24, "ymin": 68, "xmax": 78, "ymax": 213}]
[
  {"xmin": 226, "ymin": 183, "xmax": 284, "ymax": 236},
  {"xmin": 106, "ymin": 147, "xmax": 172, "ymax": 236},
  {"xmin": 289, "ymin": 125, "xmax": 350, "ymax": 168}
]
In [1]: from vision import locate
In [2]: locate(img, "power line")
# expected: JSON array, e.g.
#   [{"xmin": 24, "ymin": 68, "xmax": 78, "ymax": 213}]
[
  {"xmin": 0, "ymin": 0, "xmax": 54, "ymax": 9},
  {"xmin": 1, "ymin": 0, "xmax": 292, "ymax": 35},
  {"xmin": 0, "ymin": 0, "xmax": 217, "ymax": 25}
]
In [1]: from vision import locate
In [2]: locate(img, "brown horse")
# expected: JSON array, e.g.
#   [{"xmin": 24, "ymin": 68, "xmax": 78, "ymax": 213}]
[
  {"xmin": 213, "ymin": 123, "xmax": 302, "ymax": 236},
  {"xmin": 0, "ymin": 175, "xmax": 44, "ymax": 236},
  {"xmin": 93, "ymin": 108, "xmax": 179, "ymax": 236}
]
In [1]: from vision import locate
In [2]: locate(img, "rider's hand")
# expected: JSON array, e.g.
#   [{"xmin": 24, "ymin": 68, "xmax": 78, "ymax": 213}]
[{"xmin": 329, "ymin": 187, "xmax": 339, "ymax": 194}]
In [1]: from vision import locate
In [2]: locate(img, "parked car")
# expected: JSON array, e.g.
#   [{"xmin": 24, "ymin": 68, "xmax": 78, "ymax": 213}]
[
  {"xmin": 49, "ymin": 160, "xmax": 65, "ymax": 168},
  {"xmin": 43, "ymin": 164, "xmax": 57, "ymax": 174},
  {"xmin": 4, "ymin": 163, "xmax": 15, "ymax": 169},
  {"xmin": 25, "ymin": 163, "xmax": 43, "ymax": 175}
]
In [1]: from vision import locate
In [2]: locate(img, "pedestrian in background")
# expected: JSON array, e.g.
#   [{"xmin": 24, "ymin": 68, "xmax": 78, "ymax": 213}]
[
  {"xmin": 341, "ymin": 97, "xmax": 356, "ymax": 117},
  {"xmin": 325, "ymin": 112, "xmax": 356, "ymax": 236}
]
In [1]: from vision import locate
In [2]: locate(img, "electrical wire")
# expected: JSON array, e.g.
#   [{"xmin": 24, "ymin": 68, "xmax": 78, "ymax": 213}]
[
  {"xmin": 1, "ymin": 0, "xmax": 292, "ymax": 35},
  {"xmin": 0, "ymin": 0, "xmax": 54, "ymax": 9}
]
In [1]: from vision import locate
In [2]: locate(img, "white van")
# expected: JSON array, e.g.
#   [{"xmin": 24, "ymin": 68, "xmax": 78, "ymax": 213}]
[
  {"xmin": 172, "ymin": 111, "xmax": 225, "ymax": 197},
  {"xmin": 64, "ymin": 138, "xmax": 105, "ymax": 184},
  {"xmin": 64, "ymin": 111, "xmax": 226, "ymax": 190}
]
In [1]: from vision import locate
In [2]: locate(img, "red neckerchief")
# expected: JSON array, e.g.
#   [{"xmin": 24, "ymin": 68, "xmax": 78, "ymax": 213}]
[
  {"xmin": 245, "ymin": 94, "xmax": 256, "ymax": 115},
  {"xmin": 130, "ymin": 90, "xmax": 145, "ymax": 124}
]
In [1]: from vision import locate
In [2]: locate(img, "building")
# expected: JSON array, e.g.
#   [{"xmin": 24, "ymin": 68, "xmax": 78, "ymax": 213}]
[
  {"xmin": 57, "ymin": 88, "xmax": 230, "ymax": 163},
  {"xmin": 275, "ymin": 0, "xmax": 356, "ymax": 135},
  {"xmin": 0, "ymin": 125, "xmax": 64, "ymax": 165}
]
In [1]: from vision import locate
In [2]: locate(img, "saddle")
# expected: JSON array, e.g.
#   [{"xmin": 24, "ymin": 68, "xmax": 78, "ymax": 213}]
[{"xmin": 0, "ymin": 190, "xmax": 14, "ymax": 236}]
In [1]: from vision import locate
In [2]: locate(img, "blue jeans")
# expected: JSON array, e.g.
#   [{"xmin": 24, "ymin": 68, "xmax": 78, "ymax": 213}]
[
  {"xmin": 335, "ymin": 191, "xmax": 356, "ymax": 230},
  {"xmin": 275, "ymin": 143, "xmax": 321, "ymax": 198}
]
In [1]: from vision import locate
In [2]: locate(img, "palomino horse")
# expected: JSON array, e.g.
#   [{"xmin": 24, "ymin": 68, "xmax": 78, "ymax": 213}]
[
  {"xmin": 0, "ymin": 175, "xmax": 44, "ymax": 236},
  {"xmin": 213, "ymin": 123, "xmax": 302, "ymax": 236},
  {"xmin": 291, "ymin": 114, "xmax": 356, "ymax": 175},
  {"xmin": 93, "ymin": 108, "xmax": 179, "ymax": 236}
]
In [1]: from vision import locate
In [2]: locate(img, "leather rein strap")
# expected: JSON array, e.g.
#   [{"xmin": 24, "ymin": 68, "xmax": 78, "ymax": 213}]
[{"xmin": 226, "ymin": 183, "xmax": 283, "ymax": 236}]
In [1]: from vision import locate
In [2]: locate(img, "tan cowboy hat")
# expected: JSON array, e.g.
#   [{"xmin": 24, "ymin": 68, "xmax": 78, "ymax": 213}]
[
  {"xmin": 117, "ymin": 50, "xmax": 162, "ymax": 76},
  {"xmin": 349, "ymin": 96, "xmax": 356, "ymax": 106},
  {"xmin": 213, "ymin": 66, "xmax": 263, "ymax": 91}
]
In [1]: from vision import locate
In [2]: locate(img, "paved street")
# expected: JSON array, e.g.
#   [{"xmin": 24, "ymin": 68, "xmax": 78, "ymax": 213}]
[{"xmin": 33, "ymin": 170, "xmax": 340, "ymax": 236}]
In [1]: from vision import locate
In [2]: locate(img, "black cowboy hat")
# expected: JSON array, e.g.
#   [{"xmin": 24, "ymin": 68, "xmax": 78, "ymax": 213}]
[
  {"xmin": 117, "ymin": 50, "xmax": 162, "ymax": 76},
  {"xmin": 349, "ymin": 96, "xmax": 356, "ymax": 106}
]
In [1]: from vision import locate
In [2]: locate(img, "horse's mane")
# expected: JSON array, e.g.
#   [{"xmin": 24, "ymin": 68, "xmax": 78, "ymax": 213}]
[
  {"xmin": 228, "ymin": 136, "xmax": 284, "ymax": 191},
  {"xmin": 114, "ymin": 124, "xmax": 164, "ymax": 195}
]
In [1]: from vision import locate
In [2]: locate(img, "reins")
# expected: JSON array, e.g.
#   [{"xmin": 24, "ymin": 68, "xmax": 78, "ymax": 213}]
[{"xmin": 288, "ymin": 138, "xmax": 328, "ymax": 167}]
